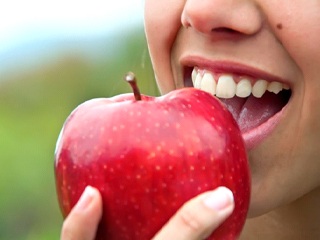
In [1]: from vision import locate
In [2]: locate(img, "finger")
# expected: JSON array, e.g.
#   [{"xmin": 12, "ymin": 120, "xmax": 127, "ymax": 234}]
[
  {"xmin": 153, "ymin": 187, "xmax": 234, "ymax": 240},
  {"xmin": 61, "ymin": 186, "xmax": 103, "ymax": 240}
]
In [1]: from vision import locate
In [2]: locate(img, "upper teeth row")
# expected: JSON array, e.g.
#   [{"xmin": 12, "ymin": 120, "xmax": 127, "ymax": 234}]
[{"xmin": 192, "ymin": 68, "xmax": 290, "ymax": 99}]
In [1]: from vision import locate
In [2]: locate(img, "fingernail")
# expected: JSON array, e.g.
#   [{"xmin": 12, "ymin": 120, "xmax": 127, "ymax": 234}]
[
  {"xmin": 203, "ymin": 187, "xmax": 234, "ymax": 211},
  {"xmin": 75, "ymin": 186, "xmax": 96, "ymax": 210}
]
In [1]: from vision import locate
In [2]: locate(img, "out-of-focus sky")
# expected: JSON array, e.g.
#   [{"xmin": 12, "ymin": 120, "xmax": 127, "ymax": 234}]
[
  {"xmin": 0, "ymin": 0, "xmax": 143, "ymax": 50},
  {"xmin": 0, "ymin": 0, "xmax": 144, "ymax": 71}
]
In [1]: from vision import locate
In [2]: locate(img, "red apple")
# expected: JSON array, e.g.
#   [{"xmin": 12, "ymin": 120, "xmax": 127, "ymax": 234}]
[{"xmin": 54, "ymin": 73, "xmax": 250, "ymax": 240}]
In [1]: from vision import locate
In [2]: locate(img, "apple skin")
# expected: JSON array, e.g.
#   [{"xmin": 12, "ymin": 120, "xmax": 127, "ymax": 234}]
[{"xmin": 54, "ymin": 87, "xmax": 250, "ymax": 240}]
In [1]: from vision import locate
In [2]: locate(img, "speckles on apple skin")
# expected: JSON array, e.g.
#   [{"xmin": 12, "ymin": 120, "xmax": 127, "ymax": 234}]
[
  {"xmin": 168, "ymin": 149, "xmax": 175, "ymax": 155},
  {"xmin": 55, "ymin": 88, "xmax": 249, "ymax": 240},
  {"xmin": 147, "ymin": 152, "xmax": 156, "ymax": 159},
  {"xmin": 134, "ymin": 204, "xmax": 140, "ymax": 210},
  {"xmin": 168, "ymin": 165, "xmax": 174, "ymax": 171},
  {"xmin": 145, "ymin": 128, "xmax": 151, "ymax": 133},
  {"xmin": 188, "ymin": 151, "xmax": 195, "ymax": 157},
  {"xmin": 161, "ymin": 183, "xmax": 167, "ymax": 188}
]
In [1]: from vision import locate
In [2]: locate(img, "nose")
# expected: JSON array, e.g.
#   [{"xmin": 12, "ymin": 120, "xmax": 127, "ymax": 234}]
[{"xmin": 181, "ymin": 0, "xmax": 262, "ymax": 36}]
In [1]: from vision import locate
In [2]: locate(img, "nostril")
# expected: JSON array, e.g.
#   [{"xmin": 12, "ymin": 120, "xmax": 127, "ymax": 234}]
[{"xmin": 212, "ymin": 27, "xmax": 238, "ymax": 34}]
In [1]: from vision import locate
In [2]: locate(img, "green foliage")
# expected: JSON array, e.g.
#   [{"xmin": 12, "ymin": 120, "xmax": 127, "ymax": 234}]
[{"xmin": 0, "ymin": 26, "xmax": 158, "ymax": 240}]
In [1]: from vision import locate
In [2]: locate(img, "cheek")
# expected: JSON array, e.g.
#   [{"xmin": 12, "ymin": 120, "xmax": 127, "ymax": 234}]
[
  {"xmin": 265, "ymin": 1, "xmax": 320, "ymax": 143},
  {"xmin": 268, "ymin": 2, "xmax": 320, "ymax": 75},
  {"xmin": 144, "ymin": 0, "xmax": 184, "ymax": 94},
  {"xmin": 278, "ymin": 3, "xmax": 320, "ymax": 158},
  {"xmin": 283, "ymin": 20, "xmax": 320, "ymax": 76}
]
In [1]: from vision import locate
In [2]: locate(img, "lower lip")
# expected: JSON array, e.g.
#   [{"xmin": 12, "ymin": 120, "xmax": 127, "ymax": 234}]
[{"xmin": 241, "ymin": 105, "xmax": 287, "ymax": 150}]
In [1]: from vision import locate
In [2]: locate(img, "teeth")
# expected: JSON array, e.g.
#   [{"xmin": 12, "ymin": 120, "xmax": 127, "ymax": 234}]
[
  {"xmin": 267, "ymin": 81, "xmax": 283, "ymax": 94},
  {"xmin": 236, "ymin": 79, "xmax": 251, "ymax": 98},
  {"xmin": 192, "ymin": 68, "xmax": 198, "ymax": 83},
  {"xmin": 201, "ymin": 72, "xmax": 216, "ymax": 95},
  {"xmin": 283, "ymin": 84, "xmax": 290, "ymax": 90},
  {"xmin": 192, "ymin": 68, "xmax": 289, "ymax": 99},
  {"xmin": 216, "ymin": 75, "xmax": 236, "ymax": 98},
  {"xmin": 194, "ymin": 70, "xmax": 202, "ymax": 89},
  {"xmin": 252, "ymin": 80, "xmax": 268, "ymax": 98}
]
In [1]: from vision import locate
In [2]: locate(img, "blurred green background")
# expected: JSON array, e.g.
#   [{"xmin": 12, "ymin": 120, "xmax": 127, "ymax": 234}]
[{"xmin": 0, "ymin": 2, "xmax": 158, "ymax": 239}]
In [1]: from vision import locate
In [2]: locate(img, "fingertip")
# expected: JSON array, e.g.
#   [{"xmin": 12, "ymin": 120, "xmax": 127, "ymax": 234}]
[
  {"xmin": 61, "ymin": 186, "xmax": 103, "ymax": 240},
  {"xmin": 153, "ymin": 188, "xmax": 235, "ymax": 240},
  {"xmin": 74, "ymin": 186, "xmax": 99, "ymax": 211},
  {"xmin": 203, "ymin": 187, "xmax": 234, "ymax": 212}
]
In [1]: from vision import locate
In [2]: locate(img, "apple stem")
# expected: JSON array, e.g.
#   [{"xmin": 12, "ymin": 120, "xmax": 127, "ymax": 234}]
[{"xmin": 125, "ymin": 72, "xmax": 142, "ymax": 101}]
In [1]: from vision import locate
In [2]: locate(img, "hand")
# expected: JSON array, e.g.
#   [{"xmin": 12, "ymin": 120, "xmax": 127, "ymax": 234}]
[
  {"xmin": 153, "ymin": 187, "xmax": 235, "ymax": 240},
  {"xmin": 60, "ymin": 186, "xmax": 103, "ymax": 240},
  {"xmin": 60, "ymin": 186, "xmax": 234, "ymax": 240}
]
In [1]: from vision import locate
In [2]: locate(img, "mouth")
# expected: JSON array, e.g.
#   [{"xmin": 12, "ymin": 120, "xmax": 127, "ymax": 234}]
[{"xmin": 184, "ymin": 66, "xmax": 292, "ymax": 150}]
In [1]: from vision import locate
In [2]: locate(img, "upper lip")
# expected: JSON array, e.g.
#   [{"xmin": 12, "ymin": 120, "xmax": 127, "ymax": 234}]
[{"xmin": 181, "ymin": 55, "xmax": 291, "ymax": 86}]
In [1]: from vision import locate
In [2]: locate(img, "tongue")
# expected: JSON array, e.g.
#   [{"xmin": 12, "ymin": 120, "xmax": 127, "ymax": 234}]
[{"xmin": 220, "ymin": 92, "xmax": 285, "ymax": 133}]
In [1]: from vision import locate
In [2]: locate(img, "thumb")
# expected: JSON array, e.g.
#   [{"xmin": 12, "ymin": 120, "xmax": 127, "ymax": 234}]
[
  {"xmin": 153, "ymin": 187, "xmax": 235, "ymax": 240},
  {"xmin": 61, "ymin": 186, "xmax": 103, "ymax": 240}
]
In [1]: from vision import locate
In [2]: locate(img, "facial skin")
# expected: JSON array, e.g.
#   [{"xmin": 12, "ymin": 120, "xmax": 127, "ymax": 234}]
[{"xmin": 145, "ymin": 0, "xmax": 320, "ymax": 238}]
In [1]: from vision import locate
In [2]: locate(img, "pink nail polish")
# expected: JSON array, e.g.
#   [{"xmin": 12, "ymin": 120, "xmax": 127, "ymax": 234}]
[{"xmin": 203, "ymin": 187, "xmax": 234, "ymax": 211}]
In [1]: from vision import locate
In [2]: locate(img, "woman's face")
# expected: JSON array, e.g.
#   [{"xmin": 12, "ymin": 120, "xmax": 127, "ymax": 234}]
[{"xmin": 144, "ymin": 0, "xmax": 320, "ymax": 217}]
